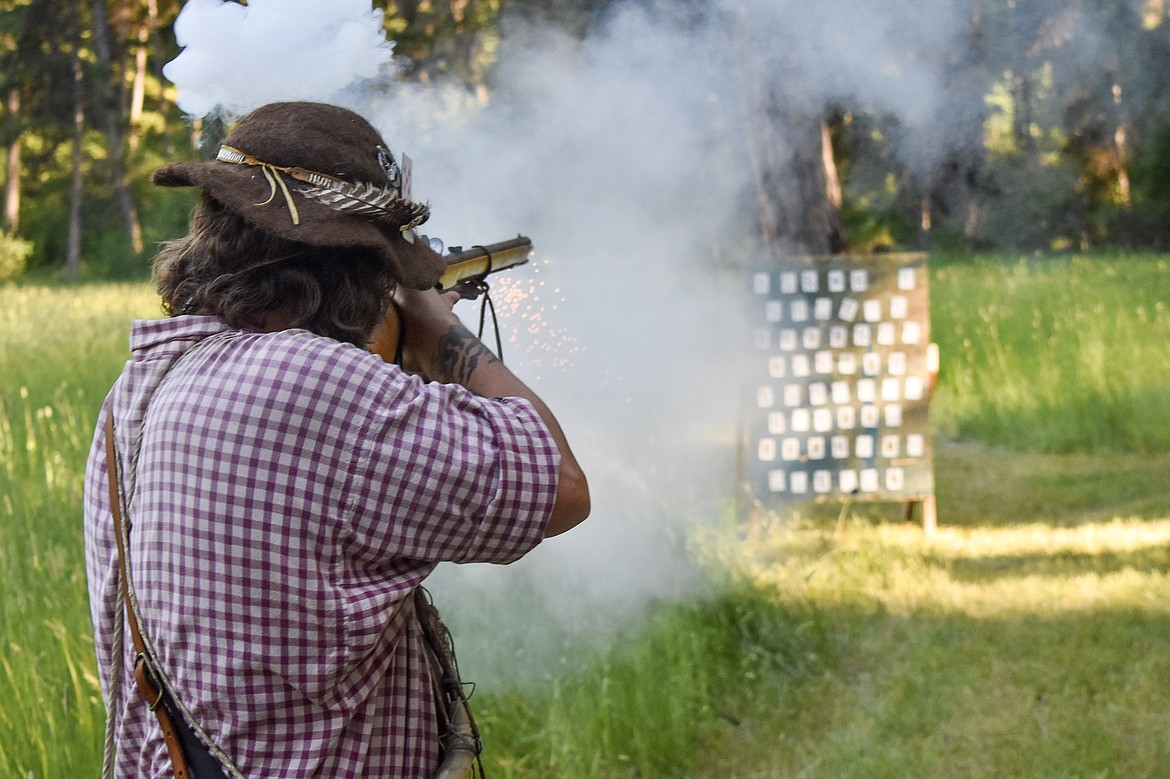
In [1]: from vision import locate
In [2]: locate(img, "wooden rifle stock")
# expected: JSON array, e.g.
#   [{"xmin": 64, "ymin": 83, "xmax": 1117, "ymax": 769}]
[{"xmin": 370, "ymin": 235, "xmax": 533, "ymax": 363}]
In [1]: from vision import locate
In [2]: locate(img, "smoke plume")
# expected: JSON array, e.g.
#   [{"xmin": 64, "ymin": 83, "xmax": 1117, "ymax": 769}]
[
  {"xmin": 163, "ymin": 0, "xmax": 396, "ymax": 118},
  {"xmin": 162, "ymin": 0, "xmax": 1126, "ymax": 682}
]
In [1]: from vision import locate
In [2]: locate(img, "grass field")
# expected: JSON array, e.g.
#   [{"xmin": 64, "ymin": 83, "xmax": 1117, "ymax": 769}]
[
  {"xmin": 0, "ymin": 284, "xmax": 162, "ymax": 776},
  {"xmin": 2, "ymin": 253, "xmax": 1169, "ymax": 777},
  {"xmin": 929, "ymin": 253, "xmax": 1170, "ymax": 453},
  {"xmin": 693, "ymin": 501, "xmax": 1170, "ymax": 777}
]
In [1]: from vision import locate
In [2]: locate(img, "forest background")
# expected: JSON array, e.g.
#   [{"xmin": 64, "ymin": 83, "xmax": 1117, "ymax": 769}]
[{"xmin": 2, "ymin": 0, "xmax": 1170, "ymax": 281}]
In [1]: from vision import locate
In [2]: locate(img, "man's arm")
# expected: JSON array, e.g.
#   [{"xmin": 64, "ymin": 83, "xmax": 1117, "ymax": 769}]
[{"xmin": 392, "ymin": 287, "xmax": 590, "ymax": 537}]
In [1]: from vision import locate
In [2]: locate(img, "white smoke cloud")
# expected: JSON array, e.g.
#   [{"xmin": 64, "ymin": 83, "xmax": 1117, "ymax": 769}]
[
  {"xmin": 163, "ymin": 0, "xmax": 395, "ymax": 118},
  {"xmin": 164, "ymin": 0, "xmax": 1112, "ymax": 681},
  {"xmin": 386, "ymin": 7, "xmax": 759, "ymax": 680},
  {"xmin": 163, "ymin": 2, "xmax": 758, "ymax": 680}
]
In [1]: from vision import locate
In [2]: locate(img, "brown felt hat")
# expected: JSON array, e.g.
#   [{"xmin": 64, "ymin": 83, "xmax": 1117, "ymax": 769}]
[{"xmin": 152, "ymin": 101, "xmax": 446, "ymax": 289}]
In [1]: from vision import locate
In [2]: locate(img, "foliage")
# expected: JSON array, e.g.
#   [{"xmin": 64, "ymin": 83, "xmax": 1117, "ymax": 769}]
[
  {"xmin": 834, "ymin": 113, "xmax": 923, "ymax": 253},
  {"xmin": 974, "ymin": 151, "xmax": 1087, "ymax": 251},
  {"xmin": 0, "ymin": 227, "xmax": 33, "ymax": 280},
  {"xmin": 0, "ymin": 1, "xmax": 1169, "ymax": 271},
  {"xmin": 1126, "ymin": 121, "xmax": 1170, "ymax": 249},
  {"xmin": 385, "ymin": 0, "xmax": 505, "ymax": 87}
]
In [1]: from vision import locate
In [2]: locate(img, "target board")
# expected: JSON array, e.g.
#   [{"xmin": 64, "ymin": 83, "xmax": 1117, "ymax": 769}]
[{"xmin": 746, "ymin": 253, "xmax": 935, "ymax": 505}]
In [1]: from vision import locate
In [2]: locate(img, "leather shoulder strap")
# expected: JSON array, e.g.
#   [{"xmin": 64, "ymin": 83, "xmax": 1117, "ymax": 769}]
[{"xmin": 105, "ymin": 411, "xmax": 194, "ymax": 779}]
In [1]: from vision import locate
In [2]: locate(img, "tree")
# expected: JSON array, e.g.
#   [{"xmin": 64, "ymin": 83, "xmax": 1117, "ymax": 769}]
[
  {"xmin": 940, "ymin": 0, "xmax": 1156, "ymax": 249},
  {"xmin": 1, "ymin": 0, "xmax": 1169, "ymax": 278},
  {"xmin": 384, "ymin": 0, "xmax": 506, "ymax": 94},
  {"xmin": 127, "ymin": 0, "xmax": 161, "ymax": 152},
  {"xmin": 90, "ymin": 0, "xmax": 143, "ymax": 254},
  {"xmin": 3, "ymin": 89, "xmax": 19, "ymax": 231},
  {"xmin": 0, "ymin": 0, "xmax": 32, "ymax": 233},
  {"xmin": 729, "ymin": 2, "xmax": 848, "ymax": 258},
  {"xmin": 10, "ymin": 0, "xmax": 90, "ymax": 274},
  {"xmin": 65, "ymin": 4, "xmax": 85, "ymax": 280}
]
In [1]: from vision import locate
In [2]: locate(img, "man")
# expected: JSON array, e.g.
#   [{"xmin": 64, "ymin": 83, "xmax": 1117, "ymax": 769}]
[{"xmin": 84, "ymin": 101, "xmax": 590, "ymax": 778}]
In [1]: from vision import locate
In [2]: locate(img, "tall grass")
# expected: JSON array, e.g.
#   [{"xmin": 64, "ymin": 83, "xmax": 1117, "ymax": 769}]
[
  {"xmin": 475, "ymin": 587, "xmax": 827, "ymax": 777},
  {"xmin": 930, "ymin": 252, "xmax": 1170, "ymax": 452},
  {"xmin": 0, "ymin": 281, "xmax": 826, "ymax": 776},
  {"xmin": 0, "ymin": 283, "xmax": 159, "ymax": 777}
]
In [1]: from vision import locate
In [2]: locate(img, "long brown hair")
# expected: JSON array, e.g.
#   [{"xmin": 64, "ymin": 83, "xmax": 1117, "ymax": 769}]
[{"xmin": 154, "ymin": 195, "xmax": 396, "ymax": 346}]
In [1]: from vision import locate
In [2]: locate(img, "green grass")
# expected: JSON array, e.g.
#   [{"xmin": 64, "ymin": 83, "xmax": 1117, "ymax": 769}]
[
  {"xmin": 473, "ymin": 438, "xmax": 1170, "ymax": 778},
  {"xmin": 3, "ymin": 254, "xmax": 1170, "ymax": 777},
  {"xmin": 0, "ymin": 283, "xmax": 160, "ymax": 777},
  {"xmin": 475, "ymin": 587, "xmax": 828, "ymax": 777},
  {"xmin": 930, "ymin": 252, "xmax": 1170, "ymax": 453},
  {"xmin": 700, "ymin": 505, "xmax": 1170, "ymax": 778}
]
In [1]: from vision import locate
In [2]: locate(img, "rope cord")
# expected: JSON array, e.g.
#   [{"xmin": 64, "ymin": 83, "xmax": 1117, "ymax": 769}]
[
  {"xmin": 475, "ymin": 288, "xmax": 504, "ymax": 362},
  {"xmin": 469, "ymin": 245, "xmax": 494, "ymax": 275},
  {"xmin": 101, "ymin": 505, "xmax": 124, "ymax": 779},
  {"xmin": 469, "ymin": 246, "xmax": 505, "ymax": 361}
]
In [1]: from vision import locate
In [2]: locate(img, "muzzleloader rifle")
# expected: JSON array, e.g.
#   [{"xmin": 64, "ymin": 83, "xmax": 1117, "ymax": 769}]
[{"xmin": 370, "ymin": 234, "xmax": 533, "ymax": 363}]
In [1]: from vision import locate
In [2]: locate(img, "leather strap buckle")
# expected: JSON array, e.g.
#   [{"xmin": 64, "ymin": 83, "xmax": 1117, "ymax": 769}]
[{"xmin": 134, "ymin": 652, "xmax": 165, "ymax": 712}]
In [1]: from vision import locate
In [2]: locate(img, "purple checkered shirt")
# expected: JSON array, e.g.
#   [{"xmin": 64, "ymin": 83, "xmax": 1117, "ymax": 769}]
[{"xmin": 84, "ymin": 316, "xmax": 558, "ymax": 778}]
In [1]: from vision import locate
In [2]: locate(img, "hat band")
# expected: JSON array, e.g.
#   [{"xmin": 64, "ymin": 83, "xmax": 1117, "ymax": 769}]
[{"xmin": 216, "ymin": 145, "xmax": 430, "ymax": 232}]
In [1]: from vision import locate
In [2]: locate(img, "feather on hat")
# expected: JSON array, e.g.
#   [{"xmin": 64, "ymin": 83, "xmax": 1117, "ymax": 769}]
[{"xmin": 152, "ymin": 101, "xmax": 446, "ymax": 289}]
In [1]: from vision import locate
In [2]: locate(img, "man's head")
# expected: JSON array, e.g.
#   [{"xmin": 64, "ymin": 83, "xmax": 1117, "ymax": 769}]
[{"xmin": 151, "ymin": 102, "xmax": 445, "ymax": 345}]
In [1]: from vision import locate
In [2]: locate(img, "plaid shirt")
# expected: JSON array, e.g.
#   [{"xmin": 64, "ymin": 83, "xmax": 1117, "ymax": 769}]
[{"xmin": 84, "ymin": 316, "xmax": 558, "ymax": 778}]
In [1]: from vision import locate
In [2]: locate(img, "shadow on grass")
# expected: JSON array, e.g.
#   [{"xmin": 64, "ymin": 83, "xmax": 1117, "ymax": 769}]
[
  {"xmin": 697, "ymin": 434, "xmax": 1170, "ymax": 778},
  {"xmin": 938, "ymin": 544, "xmax": 1170, "ymax": 581},
  {"xmin": 722, "ymin": 603, "xmax": 1170, "ymax": 779},
  {"xmin": 933, "ymin": 437, "xmax": 1170, "ymax": 527}
]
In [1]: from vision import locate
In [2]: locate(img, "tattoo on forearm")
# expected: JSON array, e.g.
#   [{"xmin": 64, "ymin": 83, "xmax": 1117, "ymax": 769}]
[{"xmin": 435, "ymin": 326, "xmax": 500, "ymax": 384}]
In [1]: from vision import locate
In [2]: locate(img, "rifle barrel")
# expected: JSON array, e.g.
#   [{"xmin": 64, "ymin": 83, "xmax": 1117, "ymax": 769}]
[{"xmin": 437, "ymin": 236, "xmax": 532, "ymax": 291}]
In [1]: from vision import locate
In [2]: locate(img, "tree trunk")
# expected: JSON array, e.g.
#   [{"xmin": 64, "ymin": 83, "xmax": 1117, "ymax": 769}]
[
  {"xmin": 65, "ymin": 55, "xmax": 84, "ymax": 280},
  {"xmin": 821, "ymin": 119, "xmax": 843, "ymax": 214},
  {"xmin": 128, "ymin": 0, "xmax": 159, "ymax": 153},
  {"xmin": 90, "ymin": 0, "xmax": 144, "ymax": 253},
  {"xmin": 747, "ymin": 92, "xmax": 848, "ymax": 258},
  {"xmin": 3, "ymin": 89, "xmax": 20, "ymax": 232},
  {"xmin": 731, "ymin": 5, "xmax": 847, "ymax": 259},
  {"xmin": 128, "ymin": 24, "xmax": 148, "ymax": 152}
]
